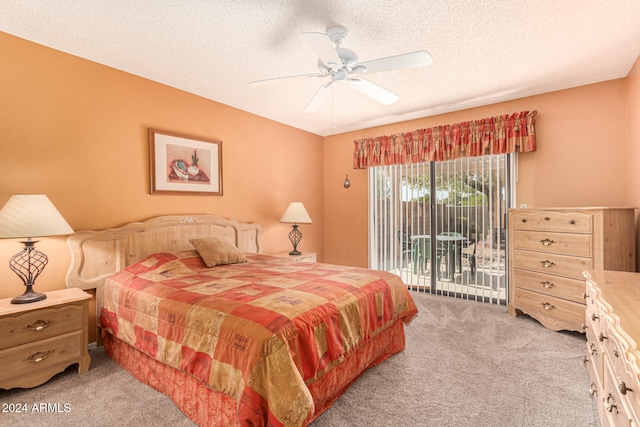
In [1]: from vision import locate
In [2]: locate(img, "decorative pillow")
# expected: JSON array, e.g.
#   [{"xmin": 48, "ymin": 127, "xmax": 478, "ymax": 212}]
[{"xmin": 189, "ymin": 236, "xmax": 247, "ymax": 267}]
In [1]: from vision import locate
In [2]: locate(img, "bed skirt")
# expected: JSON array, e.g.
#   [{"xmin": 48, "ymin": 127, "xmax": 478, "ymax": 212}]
[{"xmin": 102, "ymin": 318, "xmax": 407, "ymax": 426}]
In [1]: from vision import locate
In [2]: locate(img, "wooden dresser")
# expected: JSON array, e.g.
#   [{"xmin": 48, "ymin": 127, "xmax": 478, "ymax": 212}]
[
  {"xmin": 0, "ymin": 288, "xmax": 91, "ymax": 389},
  {"xmin": 508, "ymin": 208, "xmax": 635, "ymax": 332},
  {"xmin": 584, "ymin": 270, "xmax": 640, "ymax": 426}
]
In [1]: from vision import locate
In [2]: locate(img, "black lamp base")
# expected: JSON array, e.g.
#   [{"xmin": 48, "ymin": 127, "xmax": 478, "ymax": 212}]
[
  {"xmin": 11, "ymin": 285, "xmax": 47, "ymax": 304},
  {"xmin": 288, "ymin": 224, "xmax": 303, "ymax": 256},
  {"xmin": 9, "ymin": 239, "xmax": 49, "ymax": 304}
]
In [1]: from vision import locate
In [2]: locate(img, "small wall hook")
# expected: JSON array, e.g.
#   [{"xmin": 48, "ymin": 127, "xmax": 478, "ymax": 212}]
[{"xmin": 344, "ymin": 174, "xmax": 350, "ymax": 188}]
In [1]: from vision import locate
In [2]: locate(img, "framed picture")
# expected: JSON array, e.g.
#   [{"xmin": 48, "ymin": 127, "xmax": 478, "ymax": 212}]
[{"xmin": 149, "ymin": 128, "xmax": 222, "ymax": 195}]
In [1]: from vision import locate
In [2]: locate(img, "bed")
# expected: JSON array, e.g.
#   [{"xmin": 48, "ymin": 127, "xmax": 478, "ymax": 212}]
[{"xmin": 66, "ymin": 215, "xmax": 417, "ymax": 427}]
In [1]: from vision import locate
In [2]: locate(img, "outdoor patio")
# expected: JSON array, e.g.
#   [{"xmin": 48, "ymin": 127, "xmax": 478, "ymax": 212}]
[{"xmin": 392, "ymin": 237, "xmax": 507, "ymax": 302}]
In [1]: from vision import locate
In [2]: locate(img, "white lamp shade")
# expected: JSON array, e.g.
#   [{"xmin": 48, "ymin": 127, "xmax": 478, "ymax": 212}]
[
  {"xmin": 0, "ymin": 195, "xmax": 74, "ymax": 239},
  {"xmin": 280, "ymin": 202, "xmax": 312, "ymax": 224}
]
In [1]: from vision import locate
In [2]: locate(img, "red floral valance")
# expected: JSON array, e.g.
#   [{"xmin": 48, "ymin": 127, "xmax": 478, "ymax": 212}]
[{"xmin": 353, "ymin": 110, "xmax": 537, "ymax": 168}]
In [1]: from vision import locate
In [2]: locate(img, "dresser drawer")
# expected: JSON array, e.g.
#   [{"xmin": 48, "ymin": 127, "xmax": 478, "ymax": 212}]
[
  {"xmin": 585, "ymin": 295, "xmax": 604, "ymax": 338},
  {"xmin": 586, "ymin": 325, "xmax": 604, "ymax": 386},
  {"xmin": 614, "ymin": 354, "xmax": 640, "ymax": 423},
  {"xmin": 602, "ymin": 360, "xmax": 634, "ymax": 427},
  {"xmin": 513, "ymin": 269, "xmax": 586, "ymax": 303},
  {"xmin": 0, "ymin": 330, "xmax": 83, "ymax": 382},
  {"xmin": 512, "ymin": 230, "xmax": 592, "ymax": 257},
  {"xmin": 585, "ymin": 340, "xmax": 604, "ymax": 419},
  {"xmin": 0, "ymin": 304, "xmax": 84, "ymax": 350},
  {"xmin": 511, "ymin": 210, "xmax": 592, "ymax": 233},
  {"xmin": 601, "ymin": 319, "xmax": 624, "ymax": 369},
  {"xmin": 513, "ymin": 249, "xmax": 592, "ymax": 279},
  {"xmin": 512, "ymin": 287, "xmax": 585, "ymax": 328},
  {"xmin": 600, "ymin": 320, "xmax": 640, "ymax": 423}
]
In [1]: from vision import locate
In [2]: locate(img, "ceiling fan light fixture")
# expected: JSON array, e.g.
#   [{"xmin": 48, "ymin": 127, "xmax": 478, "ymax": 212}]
[{"xmin": 332, "ymin": 70, "xmax": 348, "ymax": 83}]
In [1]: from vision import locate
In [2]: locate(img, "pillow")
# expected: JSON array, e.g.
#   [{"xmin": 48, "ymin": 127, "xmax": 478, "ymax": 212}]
[{"xmin": 189, "ymin": 236, "xmax": 247, "ymax": 267}]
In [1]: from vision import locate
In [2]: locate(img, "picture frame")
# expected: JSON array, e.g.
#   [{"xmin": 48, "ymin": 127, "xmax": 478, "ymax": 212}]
[{"xmin": 149, "ymin": 128, "xmax": 222, "ymax": 195}]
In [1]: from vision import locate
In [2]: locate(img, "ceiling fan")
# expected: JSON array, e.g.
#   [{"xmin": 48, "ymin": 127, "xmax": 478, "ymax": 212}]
[{"xmin": 249, "ymin": 26, "xmax": 432, "ymax": 113}]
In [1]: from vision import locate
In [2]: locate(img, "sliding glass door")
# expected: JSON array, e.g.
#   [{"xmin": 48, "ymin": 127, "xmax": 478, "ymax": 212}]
[{"xmin": 368, "ymin": 154, "xmax": 512, "ymax": 304}]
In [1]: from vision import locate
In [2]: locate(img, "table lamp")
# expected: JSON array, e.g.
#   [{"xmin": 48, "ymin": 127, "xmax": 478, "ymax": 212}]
[
  {"xmin": 280, "ymin": 202, "xmax": 312, "ymax": 255},
  {"xmin": 0, "ymin": 195, "xmax": 74, "ymax": 304}
]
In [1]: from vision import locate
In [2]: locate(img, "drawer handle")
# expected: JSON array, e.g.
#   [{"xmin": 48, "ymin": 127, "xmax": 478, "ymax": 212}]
[
  {"xmin": 539, "ymin": 260, "xmax": 555, "ymax": 268},
  {"xmin": 598, "ymin": 332, "xmax": 608, "ymax": 342},
  {"xmin": 521, "ymin": 219, "xmax": 527, "ymax": 223},
  {"xmin": 613, "ymin": 348, "xmax": 619, "ymax": 358},
  {"xmin": 591, "ymin": 313, "xmax": 599, "ymax": 321},
  {"xmin": 540, "ymin": 280, "xmax": 555, "ymax": 289},
  {"xmin": 569, "ymin": 220, "xmax": 575, "ymax": 225},
  {"xmin": 589, "ymin": 342, "xmax": 597, "ymax": 356},
  {"xmin": 25, "ymin": 319, "xmax": 53, "ymax": 331},
  {"xmin": 588, "ymin": 382, "xmax": 598, "ymax": 396},
  {"xmin": 605, "ymin": 393, "xmax": 617, "ymax": 413},
  {"xmin": 619, "ymin": 381, "xmax": 633, "ymax": 395},
  {"xmin": 540, "ymin": 302, "xmax": 555, "ymax": 310},
  {"xmin": 544, "ymin": 217, "xmax": 550, "ymax": 221},
  {"xmin": 539, "ymin": 238, "xmax": 555, "ymax": 246},
  {"xmin": 26, "ymin": 350, "xmax": 53, "ymax": 364}
]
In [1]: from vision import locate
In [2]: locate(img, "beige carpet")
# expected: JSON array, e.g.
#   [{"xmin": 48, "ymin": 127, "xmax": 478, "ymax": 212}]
[{"xmin": 0, "ymin": 291, "xmax": 599, "ymax": 427}]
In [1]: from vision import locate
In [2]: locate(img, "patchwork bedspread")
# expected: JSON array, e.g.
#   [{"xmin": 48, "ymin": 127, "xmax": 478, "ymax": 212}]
[{"xmin": 100, "ymin": 251, "xmax": 417, "ymax": 426}]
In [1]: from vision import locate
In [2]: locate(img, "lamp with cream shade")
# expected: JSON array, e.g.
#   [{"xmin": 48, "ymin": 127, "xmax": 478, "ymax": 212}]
[
  {"xmin": 280, "ymin": 202, "xmax": 312, "ymax": 256},
  {"xmin": 0, "ymin": 195, "xmax": 74, "ymax": 304}
]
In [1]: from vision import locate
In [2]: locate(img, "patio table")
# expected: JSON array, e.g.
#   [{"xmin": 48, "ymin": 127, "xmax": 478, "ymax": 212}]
[{"xmin": 411, "ymin": 234, "xmax": 467, "ymax": 278}]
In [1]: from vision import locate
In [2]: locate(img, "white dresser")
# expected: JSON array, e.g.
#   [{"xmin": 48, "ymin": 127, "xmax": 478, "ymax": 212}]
[
  {"xmin": 584, "ymin": 270, "xmax": 640, "ymax": 426},
  {"xmin": 508, "ymin": 208, "xmax": 635, "ymax": 332}
]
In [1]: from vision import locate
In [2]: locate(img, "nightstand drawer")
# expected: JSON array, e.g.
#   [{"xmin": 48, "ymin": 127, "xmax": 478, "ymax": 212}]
[
  {"xmin": 0, "ymin": 304, "xmax": 84, "ymax": 350},
  {"xmin": 0, "ymin": 330, "xmax": 83, "ymax": 382}
]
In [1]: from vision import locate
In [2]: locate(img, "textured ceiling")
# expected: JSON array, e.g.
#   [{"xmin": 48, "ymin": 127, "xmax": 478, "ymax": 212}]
[{"xmin": 1, "ymin": 1, "xmax": 640, "ymax": 136}]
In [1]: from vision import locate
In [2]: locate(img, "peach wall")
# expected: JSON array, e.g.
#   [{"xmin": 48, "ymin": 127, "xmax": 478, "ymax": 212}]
[
  {"xmin": 0, "ymin": 32, "xmax": 324, "ymax": 299},
  {"xmin": 628, "ymin": 58, "xmax": 640, "ymax": 200},
  {"xmin": 324, "ymin": 79, "xmax": 631, "ymax": 268},
  {"xmin": 2, "ymin": 31, "xmax": 638, "ymax": 300},
  {"xmin": 625, "ymin": 56, "xmax": 640, "ymax": 265}
]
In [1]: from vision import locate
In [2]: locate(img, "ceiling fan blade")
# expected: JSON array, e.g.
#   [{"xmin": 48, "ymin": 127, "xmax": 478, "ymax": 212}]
[
  {"xmin": 354, "ymin": 51, "xmax": 432, "ymax": 74},
  {"xmin": 248, "ymin": 72, "xmax": 324, "ymax": 87},
  {"xmin": 349, "ymin": 78, "xmax": 399, "ymax": 106},
  {"xmin": 300, "ymin": 32, "xmax": 342, "ymax": 70},
  {"xmin": 304, "ymin": 82, "xmax": 332, "ymax": 113}
]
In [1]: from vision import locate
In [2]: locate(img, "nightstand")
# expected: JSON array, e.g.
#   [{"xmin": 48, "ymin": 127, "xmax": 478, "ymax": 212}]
[
  {"xmin": 0, "ymin": 287, "xmax": 91, "ymax": 389},
  {"xmin": 273, "ymin": 252, "xmax": 317, "ymax": 262}
]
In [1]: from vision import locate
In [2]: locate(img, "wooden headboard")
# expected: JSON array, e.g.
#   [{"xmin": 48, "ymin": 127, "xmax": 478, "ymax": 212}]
[{"xmin": 66, "ymin": 214, "xmax": 262, "ymax": 292}]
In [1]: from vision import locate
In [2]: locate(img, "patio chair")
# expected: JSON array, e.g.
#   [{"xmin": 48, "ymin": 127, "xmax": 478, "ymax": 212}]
[
  {"xmin": 412, "ymin": 235, "xmax": 446, "ymax": 278},
  {"xmin": 397, "ymin": 230, "xmax": 412, "ymax": 267},
  {"xmin": 437, "ymin": 231, "xmax": 464, "ymax": 277},
  {"xmin": 461, "ymin": 239, "xmax": 477, "ymax": 278}
]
